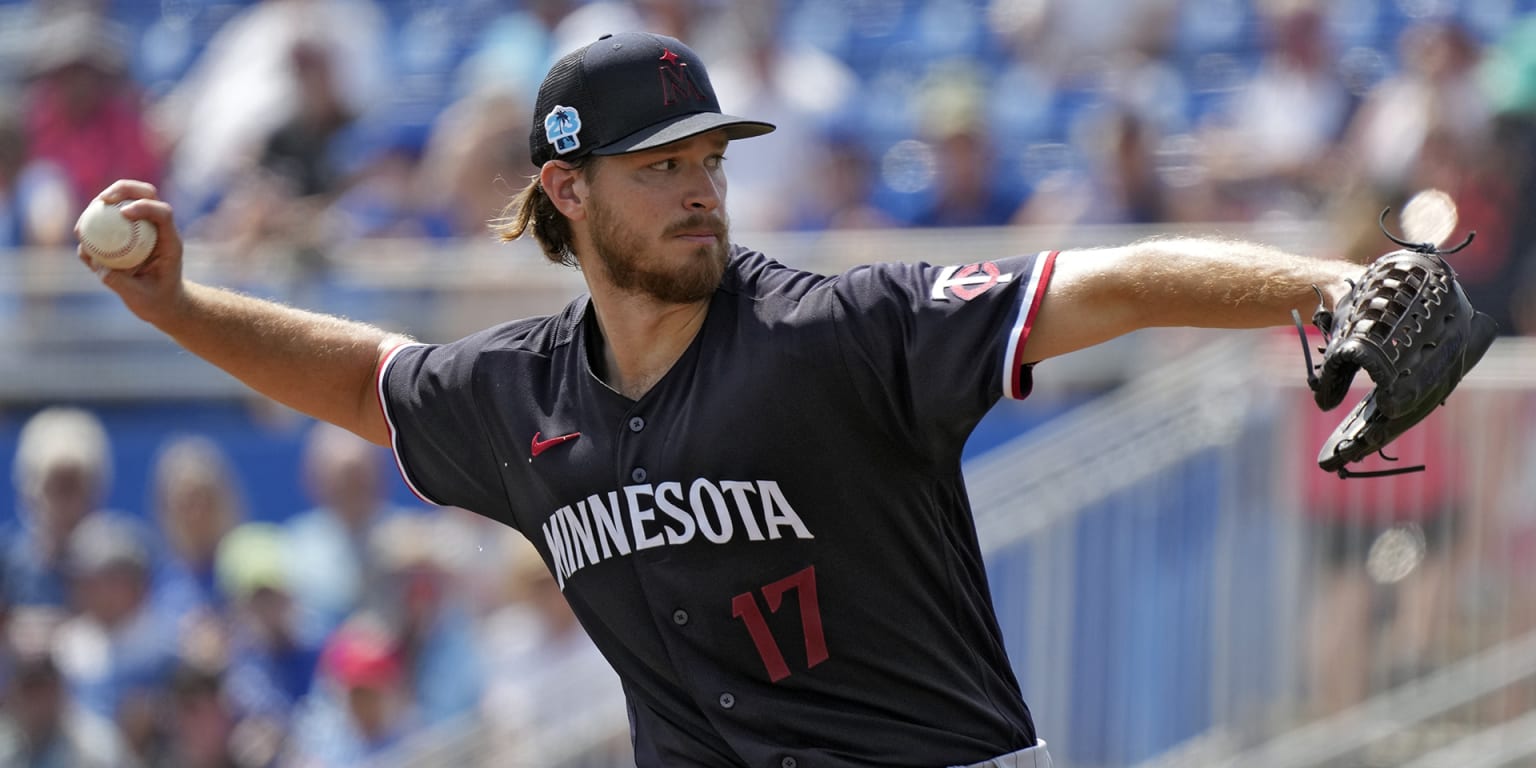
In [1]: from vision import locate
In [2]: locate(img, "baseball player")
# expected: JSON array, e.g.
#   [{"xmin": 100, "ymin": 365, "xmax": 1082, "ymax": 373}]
[{"xmin": 85, "ymin": 32, "xmax": 1365, "ymax": 768}]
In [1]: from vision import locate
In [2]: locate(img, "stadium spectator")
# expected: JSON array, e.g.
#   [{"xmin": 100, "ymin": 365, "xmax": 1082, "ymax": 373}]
[
  {"xmin": 480, "ymin": 532, "xmax": 626, "ymax": 764},
  {"xmin": 1203, "ymin": 2, "xmax": 1353, "ymax": 219},
  {"xmin": 705, "ymin": 1, "xmax": 858, "ymax": 231},
  {"xmin": 1336, "ymin": 14, "xmax": 1528, "ymax": 338},
  {"xmin": 430, "ymin": 0, "xmax": 570, "ymax": 237},
  {"xmin": 4, "ymin": 407, "xmax": 114, "ymax": 611},
  {"xmin": 908, "ymin": 65, "xmax": 1028, "ymax": 227},
  {"xmin": 780, "ymin": 127, "xmax": 894, "ymax": 232},
  {"xmin": 1017, "ymin": 105, "xmax": 1179, "ymax": 230},
  {"xmin": 368, "ymin": 513, "xmax": 483, "ymax": 726},
  {"xmin": 1090, "ymin": 107, "xmax": 1173, "ymax": 224},
  {"xmin": 0, "ymin": 648, "xmax": 132, "ymax": 767},
  {"xmin": 455, "ymin": 0, "xmax": 578, "ymax": 99},
  {"xmin": 52, "ymin": 513, "xmax": 178, "ymax": 761},
  {"xmin": 285, "ymin": 613, "xmax": 416, "ymax": 767},
  {"xmin": 148, "ymin": 435, "xmax": 246, "ymax": 629},
  {"xmin": 206, "ymin": 37, "xmax": 363, "ymax": 288},
  {"xmin": 258, "ymin": 41, "xmax": 357, "ymax": 203},
  {"xmin": 1343, "ymin": 19, "xmax": 1490, "ymax": 196},
  {"xmin": 1475, "ymin": 15, "xmax": 1536, "ymax": 336},
  {"xmin": 215, "ymin": 523, "xmax": 321, "ymax": 723},
  {"xmin": 326, "ymin": 124, "xmax": 445, "ymax": 241},
  {"xmin": 151, "ymin": 0, "xmax": 388, "ymax": 223},
  {"xmin": 1398, "ymin": 122, "xmax": 1527, "ymax": 336},
  {"xmin": 283, "ymin": 422, "xmax": 408, "ymax": 645},
  {"xmin": 162, "ymin": 661, "xmax": 241, "ymax": 768},
  {"xmin": 413, "ymin": 88, "xmax": 533, "ymax": 238},
  {"xmin": 19, "ymin": 9, "xmax": 162, "ymax": 236}
]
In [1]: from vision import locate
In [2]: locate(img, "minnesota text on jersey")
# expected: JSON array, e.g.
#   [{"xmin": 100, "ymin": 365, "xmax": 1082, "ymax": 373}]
[{"xmin": 541, "ymin": 478, "xmax": 815, "ymax": 589}]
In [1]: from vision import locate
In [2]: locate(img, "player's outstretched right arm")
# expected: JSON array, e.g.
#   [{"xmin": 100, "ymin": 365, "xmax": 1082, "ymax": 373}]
[{"xmin": 80, "ymin": 180, "xmax": 408, "ymax": 446}]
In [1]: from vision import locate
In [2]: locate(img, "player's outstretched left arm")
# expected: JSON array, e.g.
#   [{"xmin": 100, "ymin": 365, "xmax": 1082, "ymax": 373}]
[{"xmin": 1020, "ymin": 237, "xmax": 1363, "ymax": 364}]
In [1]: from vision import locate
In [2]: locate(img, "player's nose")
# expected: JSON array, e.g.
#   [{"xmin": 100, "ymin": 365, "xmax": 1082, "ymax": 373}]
[{"xmin": 681, "ymin": 164, "xmax": 723, "ymax": 213}]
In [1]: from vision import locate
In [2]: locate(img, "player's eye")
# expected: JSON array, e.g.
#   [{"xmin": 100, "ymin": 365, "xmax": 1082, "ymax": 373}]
[
  {"xmin": 706, "ymin": 154, "xmax": 727, "ymax": 169},
  {"xmin": 648, "ymin": 159, "xmax": 678, "ymax": 171}
]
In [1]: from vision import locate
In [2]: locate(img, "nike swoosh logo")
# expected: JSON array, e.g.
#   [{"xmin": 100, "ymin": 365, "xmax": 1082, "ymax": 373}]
[{"xmin": 531, "ymin": 431, "xmax": 581, "ymax": 457}]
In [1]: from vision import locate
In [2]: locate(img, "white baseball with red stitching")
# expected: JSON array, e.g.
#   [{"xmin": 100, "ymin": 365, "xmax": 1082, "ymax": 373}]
[{"xmin": 76, "ymin": 198, "xmax": 157, "ymax": 270}]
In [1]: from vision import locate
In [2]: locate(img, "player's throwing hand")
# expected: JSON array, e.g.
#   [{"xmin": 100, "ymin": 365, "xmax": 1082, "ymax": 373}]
[{"xmin": 76, "ymin": 180, "xmax": 186, "ymax": 326}]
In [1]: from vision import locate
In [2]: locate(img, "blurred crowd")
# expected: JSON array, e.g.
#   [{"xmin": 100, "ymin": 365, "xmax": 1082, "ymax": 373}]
[
  {"xmin": 0, "ymin": 407, "xmax": 623, "ymax": 767},
  {"xmin": 0, "ymin": 0, "xmax": 1535, "ymax": 331},
  {"xmin": 2, "ymin": 0, "xmax": 1536, "ymax": 764}
]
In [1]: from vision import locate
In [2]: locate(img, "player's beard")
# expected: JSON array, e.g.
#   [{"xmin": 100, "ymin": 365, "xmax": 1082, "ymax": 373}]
[{"xmin": 587, "ymin": 203, "xmax": 729, "ymax": 305}]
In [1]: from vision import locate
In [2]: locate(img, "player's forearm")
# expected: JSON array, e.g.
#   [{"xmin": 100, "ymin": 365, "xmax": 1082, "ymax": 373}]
[
  {"xmin": 151, "ymin": 281, "xmax": 407, "ymax": 444},
  {"xmin": 1117, "ymin": 237, "xmax": 1361, "ymax": 328}
]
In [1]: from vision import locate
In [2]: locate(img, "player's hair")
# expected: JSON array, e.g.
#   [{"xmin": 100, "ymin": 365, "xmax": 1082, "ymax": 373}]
[{"xmin": 491, "ymin": 159, "xmax": 595, "ymax": 268}]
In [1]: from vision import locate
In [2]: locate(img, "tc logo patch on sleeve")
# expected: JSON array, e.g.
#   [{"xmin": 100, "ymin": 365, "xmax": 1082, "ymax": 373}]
[{"xmin": 931, "ymin": 262, "xmax": 1014, "ymax": 301}]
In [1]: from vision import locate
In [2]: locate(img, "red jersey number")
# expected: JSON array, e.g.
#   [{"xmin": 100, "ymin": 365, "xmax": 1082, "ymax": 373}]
[{"xmin": 729, "ymin": 565, "xmax": 829, "ymax": 683}]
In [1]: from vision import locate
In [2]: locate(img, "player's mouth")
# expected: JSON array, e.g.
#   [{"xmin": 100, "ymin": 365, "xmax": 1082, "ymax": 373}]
[{"xmin": 665, "ymin": 215, "xmax": 726, "ymax": 245}]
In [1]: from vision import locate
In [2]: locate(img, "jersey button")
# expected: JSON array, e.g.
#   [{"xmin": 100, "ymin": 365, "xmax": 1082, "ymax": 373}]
[
  {"xmin": 631, "ymin": 467, "xmax": 647, "ymax": 483},
  {"xmin": 717, "ymin": 692, "xmax": 735, "ymax": 710},
  {"xmin": 780, "ymin": 757, "xmax": 798, "ymax": 768},
  {"xmin": 628, "ymin": 416, "xmax": 645, "ymax": 432},
  {"xmin": 672, "ymin": 609, "xmax": 689, "ymax": 626}
]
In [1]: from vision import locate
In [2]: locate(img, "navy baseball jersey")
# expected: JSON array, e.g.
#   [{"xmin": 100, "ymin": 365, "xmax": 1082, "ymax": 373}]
[{"xmin": 379, "ymin": 246, "xmax": 1057, "ymax": 767}]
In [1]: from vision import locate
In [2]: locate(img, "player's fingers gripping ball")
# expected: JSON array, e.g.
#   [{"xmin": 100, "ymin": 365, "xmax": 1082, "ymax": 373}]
[{"xmin": 76, "ymin": 198, "xmax": 157, "ymax": 271}]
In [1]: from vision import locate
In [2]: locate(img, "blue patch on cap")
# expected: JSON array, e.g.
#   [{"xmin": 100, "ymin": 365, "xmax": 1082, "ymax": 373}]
[{"xmin": 544, "ymin": 105, "xmax": 582, "ymax": 155}]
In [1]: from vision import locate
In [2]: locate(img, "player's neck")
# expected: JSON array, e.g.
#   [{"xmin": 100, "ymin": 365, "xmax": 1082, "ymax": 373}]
[{"xmin": 585, "ymin": 291, "xmax": 709, "ymax": 401}]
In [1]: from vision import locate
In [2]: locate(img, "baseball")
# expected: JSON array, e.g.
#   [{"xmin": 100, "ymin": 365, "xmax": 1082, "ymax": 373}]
[
  {"xmin": 76, "ymin": 198, "xmax": 157, "ymax": 270},
  {"xmin": 1399, "ymin": 188, "xmax": 1458, "ymax": 247}
]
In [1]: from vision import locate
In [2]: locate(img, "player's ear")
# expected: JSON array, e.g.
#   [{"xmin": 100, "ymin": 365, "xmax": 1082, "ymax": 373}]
[{"xmin": 540, "ymin": 160, "xmax": 589, "ymax": 222}]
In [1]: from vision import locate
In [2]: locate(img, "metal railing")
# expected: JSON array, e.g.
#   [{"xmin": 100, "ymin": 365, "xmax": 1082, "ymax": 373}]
[{"xmin": 967, "ymin": 334, "xmax": 1536, "ymax": 768}]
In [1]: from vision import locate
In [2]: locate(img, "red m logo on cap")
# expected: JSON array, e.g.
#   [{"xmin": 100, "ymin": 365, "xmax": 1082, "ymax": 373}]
[{"xmin": 658, "ymin": 49, "xmax": 705, "ymax": 106}]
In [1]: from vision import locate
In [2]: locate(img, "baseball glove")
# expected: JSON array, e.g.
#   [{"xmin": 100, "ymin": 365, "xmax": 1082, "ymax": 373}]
[{"xmin": 1292, "ymin": 208, "xmax": 1498, "ymax": 478}]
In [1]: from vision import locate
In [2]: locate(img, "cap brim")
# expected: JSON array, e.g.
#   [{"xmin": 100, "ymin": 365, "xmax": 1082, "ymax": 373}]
[{"xmin": 593, "ymin": 112, "xmax": 776, "ymax": 156}]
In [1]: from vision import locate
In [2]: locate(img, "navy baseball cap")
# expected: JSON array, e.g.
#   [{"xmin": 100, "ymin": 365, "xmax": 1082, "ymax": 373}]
[{"xmin": 530, "ymin": 32, "xmax": 775, "ymax": 166}]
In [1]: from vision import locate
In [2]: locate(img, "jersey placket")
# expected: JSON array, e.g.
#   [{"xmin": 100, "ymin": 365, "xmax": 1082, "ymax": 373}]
[{"xmin": 611, "ymin": 400, "xmax": 744, "ymax": 759}]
